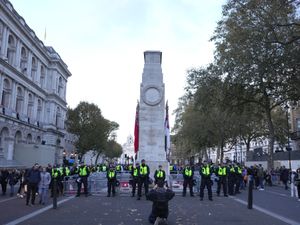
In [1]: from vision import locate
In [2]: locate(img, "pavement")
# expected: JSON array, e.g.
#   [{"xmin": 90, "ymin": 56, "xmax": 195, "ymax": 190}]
[{"xmin": 0, "ymin": 185, "xmax": 299, "ymax": 225}]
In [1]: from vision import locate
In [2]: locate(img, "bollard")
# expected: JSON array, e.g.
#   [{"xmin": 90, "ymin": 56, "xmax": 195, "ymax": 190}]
[
  {"xmin": 248, "ymin": 175, "xmax": 253, "ymax": 209},
  {"xmin": 53, "ymin": 178, "xmax": 57, "ymax": 209}
]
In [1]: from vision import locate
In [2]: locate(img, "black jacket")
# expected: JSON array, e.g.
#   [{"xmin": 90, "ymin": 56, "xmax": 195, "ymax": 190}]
[
  {"xmin": 146, "ymin": 188, "xmax": 175, "ymax": 218},
  {"xmin": 26, "ymin": 168, "xmax": 41, "ymax": 184}
]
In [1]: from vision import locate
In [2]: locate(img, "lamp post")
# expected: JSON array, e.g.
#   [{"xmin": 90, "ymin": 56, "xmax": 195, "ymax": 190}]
[{"xmin": 284, "ymin": 104, "xmax": 292, "ymax": 184}]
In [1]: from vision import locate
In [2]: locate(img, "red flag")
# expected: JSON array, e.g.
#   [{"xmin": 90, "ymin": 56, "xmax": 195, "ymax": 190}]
[
  {"xmin": 165, "ymin": 101, "xmax": 170, "ymax": 154},
  {"xmin": 134, "ymin": 101, "xmax": 139, "ymax": 154}
]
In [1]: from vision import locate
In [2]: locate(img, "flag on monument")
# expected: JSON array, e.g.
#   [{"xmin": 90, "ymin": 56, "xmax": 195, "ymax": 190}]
[
  {"xmin": 134, "ymin": 101, "xmax": 139, "ymax": 155},
  {"xmin": 165, "ymin": 101, "xmax": 170, "ymax": 154}
]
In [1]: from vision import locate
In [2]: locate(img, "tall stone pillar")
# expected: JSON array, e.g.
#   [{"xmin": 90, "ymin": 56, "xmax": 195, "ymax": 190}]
[{"xmin": 138, "ymin": 51, "xmax": 168, "ymax": 179}]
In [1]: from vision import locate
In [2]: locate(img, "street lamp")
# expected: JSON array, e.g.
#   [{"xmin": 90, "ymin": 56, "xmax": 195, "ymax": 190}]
[{"xmin": 284, "ymin": 104, "xmax": 292, "ymax": 184}]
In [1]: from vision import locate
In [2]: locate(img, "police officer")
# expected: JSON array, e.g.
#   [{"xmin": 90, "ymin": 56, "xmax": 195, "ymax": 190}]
[
  {"xmin": 228, "ymin": 163, "xmax": 236, "ymax": 195},
  {"xmin": 131, "ymin": 163, "xmax": 139, "ymax": 197},
  {"xmin": 235, "ymin": 163, "xmax": 242, "ymax": 194},
  {"xmin": 182, "ymin": 164, "xmax": 194, "ymax": 197},
  {"xmin": 137, "ymin": 159, "xmax": 150, "ymax": 200},
  {"xmin": 154, "ymin": 165, "xmax": 166, "ymax": 185},
  {"xmin": 106, "ymin": 166, "xmax": 117, "ymax": 197},
  {"xmin": 216, "ymin": 163, "xmax": 228, "ymax": 197},
  {"xmin": 50, "ymin": 165, "xmax": 61, "ymax": 197},
  {"xmin": 116, "ymin": 164, "xmax": 122, "ymax": 173},
  {"xmin": 76, "ymin": 162, "xmax": 90, "ymax": 197},
  {"xmin": 200, "ymin": 161, "xmax": 213, "ymax": 201}
]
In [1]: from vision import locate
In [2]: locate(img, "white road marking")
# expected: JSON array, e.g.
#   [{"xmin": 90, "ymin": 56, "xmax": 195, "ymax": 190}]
[
  {"xmin": 232, "ymin": 197, "xmax": 300, "ymax": 225},
  {"xmin": 4, "ymin": 196, "xmax": 75, "ymax": 225},
  {"xmin": 0, "ymin": 197, "xmax": 18, "ymax": 203}
]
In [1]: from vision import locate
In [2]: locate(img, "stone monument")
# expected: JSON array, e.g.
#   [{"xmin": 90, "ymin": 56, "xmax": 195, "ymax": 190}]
[{"xmin": 137, "ymin": 51, "xmax": 168, "ymax": 179}]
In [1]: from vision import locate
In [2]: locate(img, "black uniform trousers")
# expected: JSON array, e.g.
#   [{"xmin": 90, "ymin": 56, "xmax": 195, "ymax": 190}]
[
  {"xmin": 107, "ymin": 179, "xmax": 116, "ymax": 196},
  {"xmin": 131, "ymin": 177, "xmax": 139, "ymax": 196},
  {"xmin": 182, "ymin": 178, "xmax": 194, "ymax": 196},
  {"xmin": 200, "ymin": 177, "xmax": 212, "ymax": 199},
  {"xmin": 235, "ymin": 174, "xmax": 242, "ymax": 194},
  {"xmin": 77, "ymin": 176, "xmax": 88, "ymax": 196},
  {"xmin": 138, "ymin": 176, "xmax": 149, "ymax": 197},
  {"xmin": 217, "ymin": 176, "xmax": 228, "ymax": 196},
  {"xmin": 228, "ymin": 174, "xmax": 235, "ymax": 195}
]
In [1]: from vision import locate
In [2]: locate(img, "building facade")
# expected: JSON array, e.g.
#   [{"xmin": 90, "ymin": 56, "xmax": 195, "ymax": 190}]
[{"xmin": 0, "ymin": 0, "xmax": 72, "ymax": 167}]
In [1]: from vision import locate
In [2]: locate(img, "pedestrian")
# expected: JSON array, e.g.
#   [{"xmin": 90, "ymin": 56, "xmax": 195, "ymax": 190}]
[
  {"xmin": 280, "ymin": 166, "xmax": 289, "ymax": 190},
  {"xmin": 0, "ymin": 168, "xmax": 9, "ymax": 196},
  {"xmin": 146, "ymin": 181, "xmax": 175, "ymax": 224},
  {"xmin": 228, "ymin": 163, "xmax": 236, "ymax": 195},
  {"xmin": 257, "ymin": 164, "xmax": 265, "ymax": 190},
  {"xmin": 25, "ymin": 163, "xmax": 41, "ymax": 206},
  {"xmin": 76, "ymin": 162, "xmax": 90, "ymax": 197},
  {"xmin": 50, "ymin": 165, "xmax": 61, "ymax": 197},
  {"xmin": 106, "ymin": 166, "xmax": 117, "ymax": 197},
  {"xmin": 234, "ymin": 163, "xmax": 243, "ymax": 194},
  {"xmin": 39, "ymin": 167, "xmax": 51, "ymax": 205},
  {"xmin": 200, "ymin": 161, "xmax": 213, "ymax": 201},
  {"xmin": 7, "ymin": 169, "xmax": 18, "ymax": 197},
  {"xmin": 17, "ymin": 170, "xmax": 26, "ymax": 198},
  {"xmin": 137, "ymin": 159, "xmax": 150, "ymax": 200},
  {"xmin": 154, "ymin": 165, "xmax": 166, "ymax": 185},
  {"xmin": 294, "ymin": 168, "xmax": 300, "ymax": 201},
  {"xmin": 130, "ymin": 163, "xmax": 139, "ymax": 197},
  {"xmin": 216, "ymin": 163, "xmax": 228, "ymax": 197},
  {"xmin": 182, "ymin": 164, "xmax": 194, "ymax": 197}
]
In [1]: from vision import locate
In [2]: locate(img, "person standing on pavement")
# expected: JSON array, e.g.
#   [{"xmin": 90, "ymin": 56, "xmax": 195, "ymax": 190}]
[
  {"xmin": 216, "ymin": 163, "xmax": 228, "ymax": 197},
  {"xmin": 294, "ymin": 168, "xmax": 300, "ymax": 201},
  {"xmin": 106, "ymin": 166, "xmax": 117, "ymax": 197},
  {"xmin": 39, "ymin": 167, "xmax": 51, "ymax": 205},
  {"xmin": 137, "ymin": 159, "xmax": 150, "ymax": 200},
  {"xmin": 154, "ymin": 165, "xmax": 166, "ymax": 185},
  {"xmin": 25, "ymin": 163, "xmax": 41, "ymax": 206},
  {"xmin": 200, "ymin": 161, "xmax": 213, "ymax": 201},
  {"xmin": 235, "ymin": 163, "xmax": 243, "ymax": 194},
  {"xmin": 257, "ymin": 164, "xmax": 265, "ymax": 190},
  {"xmin": 0, "ymin": 168, "xmax": 9, "ymax": 196},
  {"xmin": 76, "ymin": 162, "xmax": 90, "ymax": 197},
  {"xmin": 131, "ymin": 163, "xmax": 140, "ymax": 197},
  {"xmin": 8, "ymin": 169, "xmax": 18, "ymax": 197},
  {"xmin": 280, "ymin": 166, "xmax": 289, "ymax": 190},
  {"xmin": 182, "ymin": 164, "xmax": 194, "ymax": 197}
]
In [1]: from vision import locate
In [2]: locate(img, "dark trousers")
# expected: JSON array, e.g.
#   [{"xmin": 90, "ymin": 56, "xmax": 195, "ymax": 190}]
[
  {"xmin": 26, "ymin": 183, "xmax": 38, "ymax": 204},
  {"xmin": 1, "ymin": 181, "xmax": 7, "ymax": 195},
  {"xmin": 77, "ymin": 176, "xmax": 88, "ymax": 196},
  {"xmin": 235, "ymin": 175, "xmax": 242, "ymax": 193},
  {"xmin": 297, "ymin": 184, "xmax": 300, "ymax": 198},
  {"xmin": 200, "ymin": 177, "xmax": 212, "ymax": 199},
  {"xmin": 131, "ymin": 178, "xmax": 138, "ymax": 196},
  {"xmin": 138, "ymin": 177, "xmax": 149, "ymax": 197},
  {"xmin": 107, "ymin": 180, "xmax": 116, "ymax": 196},
  {"xmin": 217, "ymin": 176, "xmax": 228, "ymax": 196},
  {"xmin": 228, "ymin": 175, "xmax": 235, "ymax": 195},
  {"xmin": 183, "ymin": 179, "xmax": 193, "ymax": 196}
]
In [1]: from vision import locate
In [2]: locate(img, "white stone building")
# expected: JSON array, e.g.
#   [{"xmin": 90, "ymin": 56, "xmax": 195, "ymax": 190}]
[
  {"xmin": 120, "ymin": 135, "xmax": 134, "ymax": 164},
  {"xmin": 0, "ymin": 0, "xmax": 73, "ymax": 167}
]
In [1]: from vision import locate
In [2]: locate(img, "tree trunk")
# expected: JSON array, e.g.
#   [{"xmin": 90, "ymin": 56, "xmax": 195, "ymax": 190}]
[{"xmin": 265, "ymin": 108, "xmax": 275, "ymax": 170}]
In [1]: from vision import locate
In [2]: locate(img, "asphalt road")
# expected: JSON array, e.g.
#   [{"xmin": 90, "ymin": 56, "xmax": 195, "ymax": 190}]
[{"xmin": 0, "ymin": 185, "xmax": 299, "ymax": 225}]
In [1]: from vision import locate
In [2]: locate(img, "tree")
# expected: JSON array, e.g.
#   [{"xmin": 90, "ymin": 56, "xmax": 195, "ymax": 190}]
[
  {"xmin": 103, "ymin": 140, "xmax": 122, "ymax": 159},
  {"xmin": 211, "ymin": 0, "xmax": 300, "ymax": 169},
  {"xmin": 66, "ymin": 101, "xmax": 119, "ymax": 158}
]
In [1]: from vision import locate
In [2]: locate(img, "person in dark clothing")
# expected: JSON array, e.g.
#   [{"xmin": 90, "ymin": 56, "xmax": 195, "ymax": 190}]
[
  {"xmin": 146, "ymin": 181, "xmax": 175, "ymax": 224},
  {"xmin": 131, "ymin": 163, "xmax": 140, "ymax": 197},
  {"xmin": 280, "ymin": 166, "xmax": 289, "ymax": 190},
  {"xmin": 25, "ymin": 163, "xmax": 41, "ymax": 206},
  {"xmin": 0, "ymin": 169, "xmax": 9, "ymax": 196},
  {"xmin": 106, "ymin": 166, "xmax": 116, "ymax": 197},
  {"xmin": 137, "ymin": 159, "xmax": 150, "ymax": 200},
  {"xmin": 199, "ymin": 161, "xmax": 213, "ymax": 201},
  {"xmin": 216, "ymin": 163, "xmax": 228, "ymax": 197},
  {"xmin": 76, "ymin": 162, "xmax": 90, "ymax": 197},
  {"xmin": 182, "ymin": 164, "xmax": 194, "ymax": 197},
  {"xmin": 8, "ymin": 169, "xmax": 18, "ymax": 197}
]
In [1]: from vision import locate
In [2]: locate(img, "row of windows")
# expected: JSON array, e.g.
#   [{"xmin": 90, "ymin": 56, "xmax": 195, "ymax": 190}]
[{"xmin": 0, "ymin": 21, "xmax": 66, "ymax": 97}]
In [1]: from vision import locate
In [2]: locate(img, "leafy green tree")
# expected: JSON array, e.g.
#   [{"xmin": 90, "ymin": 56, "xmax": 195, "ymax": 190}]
[
  {"xmin": 104, "ymin": 140, "xmax": 122, "ymax": 159},
  {"xmin": 66, "ymin": 101, "xmax": 119, "ymax": 158},
  {"xmin": 211, "ymin": 0, "xmax": 300, "ymax": 169}
]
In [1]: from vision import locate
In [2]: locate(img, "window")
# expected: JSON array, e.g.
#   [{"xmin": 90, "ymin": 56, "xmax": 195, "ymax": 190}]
[
  {"xmin": 37, "ymin": 99, "xmax": 42, "ymax": 122},
  {"xmin": 7, "ymin": 34, "xmax": 16, "ymax": 65},
  {"xmin": 27, "ymin": 93, "xmax": 33, "ymax": 119},
  {"xmin": 31, "ymin": 57, "xmax": 37, "ymax": 80},
  {"xmin": 40, "ymin": 65, "xmax": 45, "ymax": 88},
  {"xmin": 20, "ymin": 47, "xmax": 28, "ymax": 73},
  {"xmin": 15, "ymin": 86, "xmax": 24, "ymax": 114},
  {"xmin": 58, "ymin": 77, "xmax": 63, "ymax": 96},
  {"xmin": 56, "ymin": 107, "xmax": 61, "ymax": 128},
  {"xmin": 1, "ymin": 79, "xmax": 11, "ymax": 108}
]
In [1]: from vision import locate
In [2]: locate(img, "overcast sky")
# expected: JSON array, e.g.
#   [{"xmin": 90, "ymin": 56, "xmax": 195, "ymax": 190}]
[{"xmin": 10, "ymin": 0, "xmax": 225, "ymax": 145}]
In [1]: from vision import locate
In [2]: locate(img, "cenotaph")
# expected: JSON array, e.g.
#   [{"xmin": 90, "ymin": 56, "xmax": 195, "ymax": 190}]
[{"xmin": 137, "ymin": 51, "xmax": 168, "ymax": 179}]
